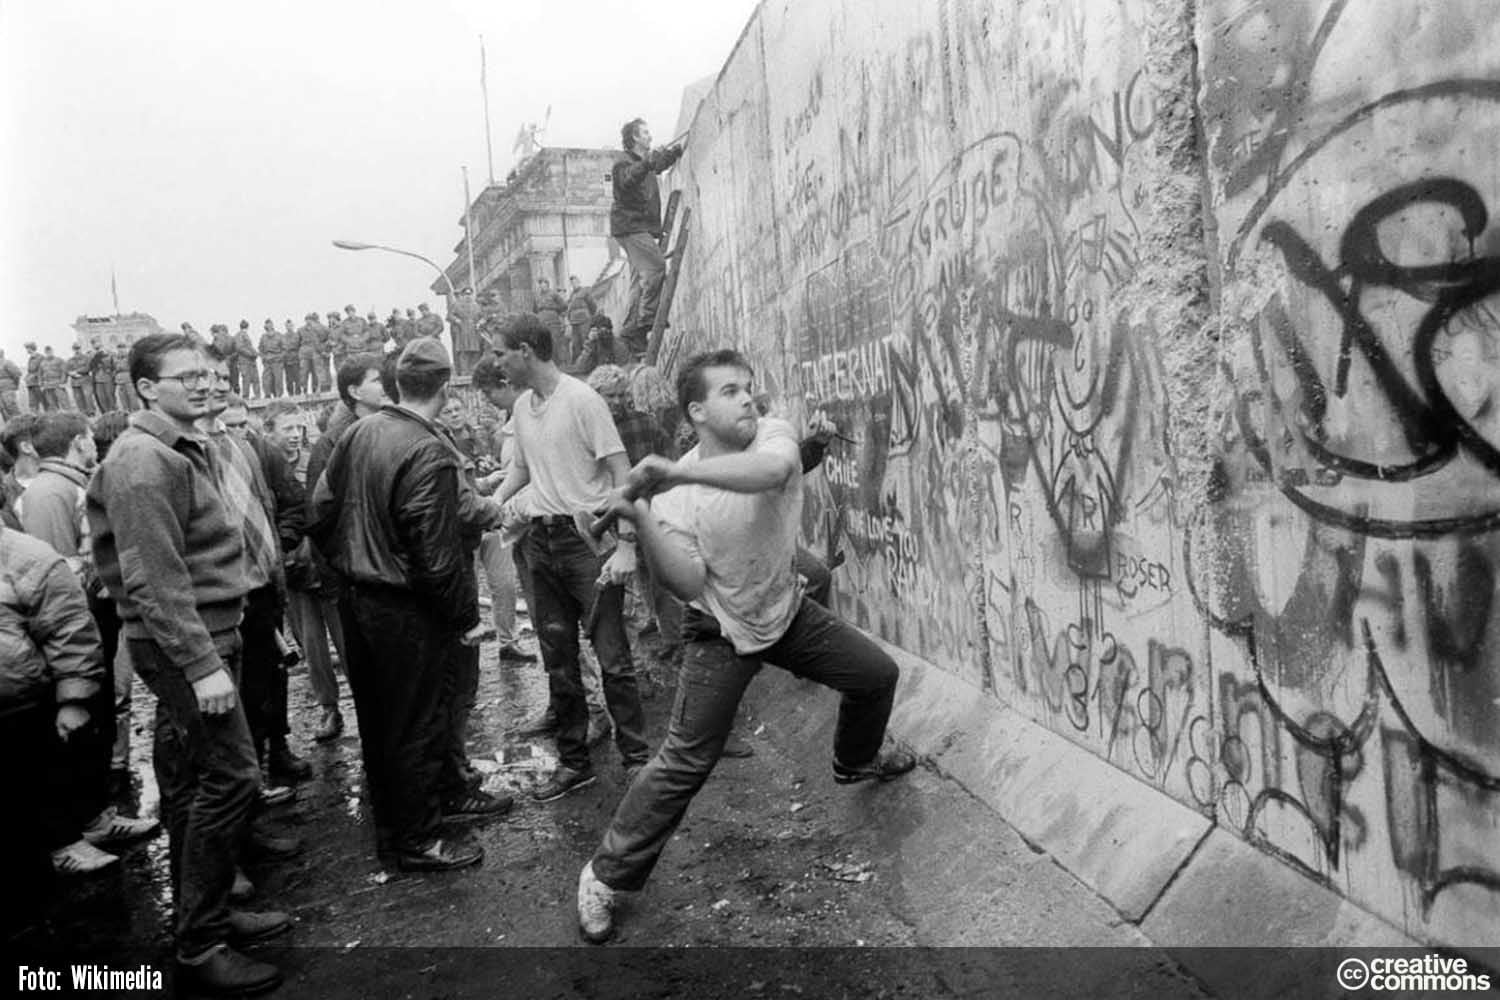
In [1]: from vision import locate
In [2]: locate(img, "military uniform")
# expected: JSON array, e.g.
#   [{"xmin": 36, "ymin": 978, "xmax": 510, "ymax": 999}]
[
  {"xmin": 66, "ymin": 348, "xmax": 94, "ymax": 414},
  {"xmin": 24, "ymin": 350, "xmax": 42, "ymax": 413},
  {"xmin": 446, "ymin": 294, "xmax": 482, "ymax": 375},
  {"xmin": 363, "ymin": 314, "xmax": 386, "ymax": 356},
  {"xmin": 336, "ymin": 313, "xmax": 366, "ymax": 369},
  {"xmin": 281, "ymin": 323, "xmax": 302, "ymax": 395},
  {"xmin": 39, "ymin": 352, "xmax": 68, "ymax": 411},
  {"xmin": 90, "ymin": 349, "xmax": 116, "ymax": 413},
  {"xmin": 0, "ymin": 355, "xmax": 21, "ymax": 419},
  {"xmin": 415, "ymin": 307, "xmax": 444, "ymax": 341},
  {"xmin": 293, "ymin": 319, "xmax": 317, "ymax": 393},
  {"xmin": 259, "ymin": 326, "xmax": 285, "ymax": 397},
  {"xmin": 234, "ymin": 327, "xmax": 260, "ymax": 398},
  {"xmin": 112, "ymin": 345, "xmax": 137, "ymax": 411}
]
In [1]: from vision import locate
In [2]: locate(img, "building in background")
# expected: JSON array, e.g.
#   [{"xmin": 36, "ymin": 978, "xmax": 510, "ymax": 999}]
[
  {"xmin": 71, "ymin": 312, "xmax": 166, "ymax": 351},
  {"xmin": 433, "ymin": 147, "xmax": 619, "ymax": 314}
]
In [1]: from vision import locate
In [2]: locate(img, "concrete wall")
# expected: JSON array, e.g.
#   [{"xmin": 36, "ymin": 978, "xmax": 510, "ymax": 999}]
[{"xmin": 660, "ymin": 0, "xmax": 1500, "ymax": 947}]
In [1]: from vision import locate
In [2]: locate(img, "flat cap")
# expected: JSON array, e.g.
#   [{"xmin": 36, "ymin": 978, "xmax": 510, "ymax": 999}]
[{"xmin": 397, "ymin": 337, "xmax": 451, "ymax": 378}]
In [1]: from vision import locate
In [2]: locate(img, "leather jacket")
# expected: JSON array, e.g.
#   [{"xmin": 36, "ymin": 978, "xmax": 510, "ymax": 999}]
[{"xmin": 309, "ymin": 406, "xmax": 477, "ymax": 632}]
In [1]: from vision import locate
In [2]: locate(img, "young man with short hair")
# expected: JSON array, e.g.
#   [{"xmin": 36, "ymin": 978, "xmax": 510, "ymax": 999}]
[
  {"xmin": 611, "ymin": 118, "xmax": 684, "ymax": 357},
  {"xmin": 310, "ymin": 339, "xmax": 494, "ymax": 871},
  {"xmin": 493, "ymin": 315, "xmax": 650, "ymax": 802},
  {"xmin": 19, "ymin": 411, "xmax": 159, "ymax": 875},
  {"xmin": 86, "ymin": 333, "xmax": 286, "ymax": 996},
  {"xmin": 575, "ymin": 349, "xmax": 914, "ymax": 943}
]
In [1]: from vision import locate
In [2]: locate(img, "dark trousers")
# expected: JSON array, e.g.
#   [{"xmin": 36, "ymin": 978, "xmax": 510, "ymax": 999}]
[
  {"xmin": 38, "ymin": 640, "xmax": 114, "ymax": 850},
  {"xmin": 71, "ymin": 383, "xmax": 95, "ymax": 415},
  {"xmin": 283, "ymin": 361, "xmax": 301, "ymax": 396},
  {"xmin": 523, "ymin": 524, "xmax": 648, "ymax": 771},
  {"xmin": 0, "ymin": 702, "xmax": 55, "ymax": 934},
  {"xmin": 239, "ymin": 585, "xmax": 289, "ymax": 758},
  {"xmin": 592, "ymin": 598, "xmax": 898, "ymax": 891},
  {"xmin": 92, "ymin": 382, "xmax": 114, "ymax": 413},
  {"xmin": 339, "ymin": 585, "xmax": 449, "ymax": 852},
  {"xmin": 37, "ymin": 692, "xmax": 112, "ymax": 851},
  {"xmin": 619, "ymin": 231, "xmax": 666, "ymax": 356},
  {"xmin": 442, "ymin": 641, "xmax": 479, "ymax": 802},
  {"xmin": 130, "ymin": 632, "xmax": 259, "ymax": 959}
]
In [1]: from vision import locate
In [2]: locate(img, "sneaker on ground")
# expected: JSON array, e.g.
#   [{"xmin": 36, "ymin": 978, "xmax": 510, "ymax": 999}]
[
  {"xmin": 51, "ymin": 839, "xmax": 119, "ymax": 875},
  {"xmin": 443, "ymin": 789, "xmax": 515, "ymax": 820},
  {"xmin": 531, "ymin": 765, "xmax": 597, "ymax": 803},
  {"xmin": 576, "ymin": 861, "xmax": 616, "ymax": 944},
  {"xmin": 832, "ymin": 748, "xmax": 918, "ymax": 785},
  {"xmin": 175, "ymin": 943, "xmax": 282, "ymax": 997},
  {"xmin": 81, "ymin": 806, "xmax": 160, "ymax": 846},
  {"xmin": 396, "ymin": 838, "xmax": 483, "ymax": 872}
]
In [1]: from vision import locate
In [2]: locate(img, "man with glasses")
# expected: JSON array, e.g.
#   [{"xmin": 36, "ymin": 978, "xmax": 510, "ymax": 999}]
[{"xmin": 86, "ymin": 334, "xmax": 286, "ymax": 996}]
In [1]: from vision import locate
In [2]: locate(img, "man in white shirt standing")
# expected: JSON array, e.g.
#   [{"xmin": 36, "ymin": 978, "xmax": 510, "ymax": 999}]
[
  {"xmin": 574, "ymin": 348, "xmax": 915, "ymax": 943},
  {"xmin": 492, "ymin": 314, "xmax": 649, "ymax": 802}
]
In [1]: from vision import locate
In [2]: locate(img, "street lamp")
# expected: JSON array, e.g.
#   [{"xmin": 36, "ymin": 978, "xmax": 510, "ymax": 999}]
[{"xmin": 332, "ymin": 240, "xmax": 457, "ymax": 297}]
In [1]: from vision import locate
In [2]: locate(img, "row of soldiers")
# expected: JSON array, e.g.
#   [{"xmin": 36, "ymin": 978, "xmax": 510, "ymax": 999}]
[
  {"xmin": 1, "ymin": 343, "xmax": 138, "ymax": 419},
  {"xmin": 0, "ymin": 304, "xmax": 450, "ymax": 420},
  {"xmin": 196, "ymin": 303, "xmax": 445, "ymax": 400}
]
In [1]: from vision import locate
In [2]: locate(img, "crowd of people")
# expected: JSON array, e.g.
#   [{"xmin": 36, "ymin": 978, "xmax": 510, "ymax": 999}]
[
  {"xmin": 0, "ymin": 278, "xmax": 613, "ymax": 424},
  {"xmin": 2, "ymin": 118, "xmax": 914, "ymax": 997}
]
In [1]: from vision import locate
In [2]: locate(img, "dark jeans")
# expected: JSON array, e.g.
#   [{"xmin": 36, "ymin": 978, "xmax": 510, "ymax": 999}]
[
  {"xmin": 442, "ymin": 640, "xmax": 479, "ymax": 802},
  {"xmin": 338, "ymin": 585, "xmax": 449, "ymax": 852},
  {"xmin": 38, "ymin": 681, "xmax": 114, "ymax": 850},
  {"xmin": 130, "ymin": 632, "xmax": 259, "ymax": 959},
  {"xmin": 523, "ymin": 523, "xmax": 648, "ymax": 771},
  {"xmin": 591, "ymin": 597, "xmax": 898, "ymax": 891},
  {"xmin": 0, "ymin": 701, "xmax": 54, "ymax": 934},
  {"xmin": 240, "ymin": 585, "xmax": 289, "ymax": 757}
]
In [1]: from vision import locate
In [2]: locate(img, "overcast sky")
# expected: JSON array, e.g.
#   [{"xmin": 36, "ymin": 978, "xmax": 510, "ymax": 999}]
[{"xmin": 0, "ymin": 0, "xmax": 760, "ymax": 358}]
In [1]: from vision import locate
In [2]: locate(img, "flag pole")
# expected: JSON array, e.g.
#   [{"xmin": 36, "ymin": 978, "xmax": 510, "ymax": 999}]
[
  {"xmin": 111, "ymin": 266, "xmax": 120, "ymax": 315},
  {"xmin": 480, "ymin": 35, "xmax": 495, "ymax": 185},
  {"xmin": 463, "ymin": 166, "xmax": 477, "ymax": 293}
]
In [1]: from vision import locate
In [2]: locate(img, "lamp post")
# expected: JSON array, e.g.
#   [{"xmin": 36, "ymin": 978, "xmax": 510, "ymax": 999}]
[{"xmin": 332, "ymin": 240, "xmax": 457, "ymax": 297}]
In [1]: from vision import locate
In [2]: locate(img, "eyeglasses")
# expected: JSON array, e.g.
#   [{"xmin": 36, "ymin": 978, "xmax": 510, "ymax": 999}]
[{"xmin": 155, "ymin": 370, "xmax": 227, "ymax": 390}]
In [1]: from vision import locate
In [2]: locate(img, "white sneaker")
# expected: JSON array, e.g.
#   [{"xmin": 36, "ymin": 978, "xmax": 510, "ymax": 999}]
[
  {"xmin": 81, "ymin": 806, "xmax": 160, "ymax": 847},
  {"xmin": 51, "ymin": 839, "xmax": 119, "ymax": 875},
  {"xmin": 576, "ymin": 861, "xmax": 616, "ymax": 943}
]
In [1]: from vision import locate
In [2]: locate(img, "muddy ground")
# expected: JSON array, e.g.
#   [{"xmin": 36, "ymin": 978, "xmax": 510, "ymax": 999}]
[{"xmin": 12, "ymin": 593, "xmax": 1218, "ymax": 998}]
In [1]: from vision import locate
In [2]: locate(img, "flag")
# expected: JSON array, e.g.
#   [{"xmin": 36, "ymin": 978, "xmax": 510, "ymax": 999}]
[{"xmin": 480, "ymin": 36, "xmax": 487, "ymax": 91}]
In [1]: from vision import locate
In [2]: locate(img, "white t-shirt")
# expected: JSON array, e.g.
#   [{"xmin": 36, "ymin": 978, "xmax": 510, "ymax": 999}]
[
  {"xmin": 652, "ymin": 417, "xmax": 804, "ymax": 655},
  {"xmin": 511, "ymin": 373, "xmax": 626, "ymax": 516}
]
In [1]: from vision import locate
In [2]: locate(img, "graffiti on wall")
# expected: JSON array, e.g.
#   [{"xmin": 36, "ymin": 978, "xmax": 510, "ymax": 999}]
[
  {"xmin": 1203, "ymin": 0, "xmax": 1500, "ymax": 939},
  {"xmin": 664, "ymin": 0, "xmax": 1207, "ymax": 798}
]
